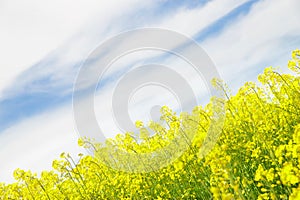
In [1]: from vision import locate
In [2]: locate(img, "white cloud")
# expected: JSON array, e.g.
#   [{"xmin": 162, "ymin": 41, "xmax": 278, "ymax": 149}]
[
  {"xmin": 0, "ymin": 0, "xmax": 249, "ymax": 100},
  {"xmin": 0, "ymin": 0, "xmax": 154, "ymax": 183},
  {"xmin": 157, "ymin": 0, "xmax": 249, "ymax": 36},
  {"xmin": 0, "ymin": 0, "xmax": 150, "ymax": 98},
  {"xmin": 0, "ymin": 103, "xmax": 82, "ymax": 183},
  {"xmin": 201, "ymin": 0, "xmax": 300, "ymax": 90},
  {"xmin": 92, "ymin": 49, "xmax": 210, "ymax": 136}
]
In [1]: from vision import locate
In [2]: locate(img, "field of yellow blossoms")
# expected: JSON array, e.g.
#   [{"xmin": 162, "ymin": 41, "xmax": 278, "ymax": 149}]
[{"xmin": 1, "ymin": 50, "xmax": 300, "ymax": 199}]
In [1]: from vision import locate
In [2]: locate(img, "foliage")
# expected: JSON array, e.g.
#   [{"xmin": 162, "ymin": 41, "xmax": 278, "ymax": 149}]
[{"xmin": 1, "ymin": 50, "xmax": 300, "ymax": 199}]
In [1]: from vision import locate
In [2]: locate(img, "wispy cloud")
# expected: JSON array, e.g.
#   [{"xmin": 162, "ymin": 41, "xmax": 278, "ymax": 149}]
[
  {"xmin": 0, "ymin": 0, "xmax": 127, "ymax": 96},
  {"xmin": 0, "ymin": 0, "xmax": 249, "ymax": 131},
  {"xmin": 202, "ymin": 0, "xmax": 300, "ymax": 89}
]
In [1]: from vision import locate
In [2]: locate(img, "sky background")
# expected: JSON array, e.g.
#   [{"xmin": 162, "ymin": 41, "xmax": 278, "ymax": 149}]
[{"xmin": 0, "ymin": 0, "xmax": 300, "ymax": 183}]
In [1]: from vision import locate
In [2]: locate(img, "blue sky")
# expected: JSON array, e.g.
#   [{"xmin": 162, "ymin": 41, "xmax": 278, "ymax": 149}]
[{"xmin": 0, "ymin": 0, "xmax": 300, "ymax": 182}]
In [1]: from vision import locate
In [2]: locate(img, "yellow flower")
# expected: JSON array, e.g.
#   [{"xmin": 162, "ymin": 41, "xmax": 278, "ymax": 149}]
[
  {"xmin": 290, "ymin": 187, "xmax": 300, "ymax": 200},
  {"xmin": 174, "ymin": 161, "xmax": 184, "ymax": 171},
  {"xmin": 255, "ymin": 164, "xmax": 265, "ymax": 181},
  {"xmin": 135, "ymin": 120, "xmax": 144, "ymax": 128}
]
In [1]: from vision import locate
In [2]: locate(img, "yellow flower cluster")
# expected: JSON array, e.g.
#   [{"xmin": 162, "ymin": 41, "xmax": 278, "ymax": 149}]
[{"xmin": 0, "ymin": 49, "xmax": 300, "ymax": 199}]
